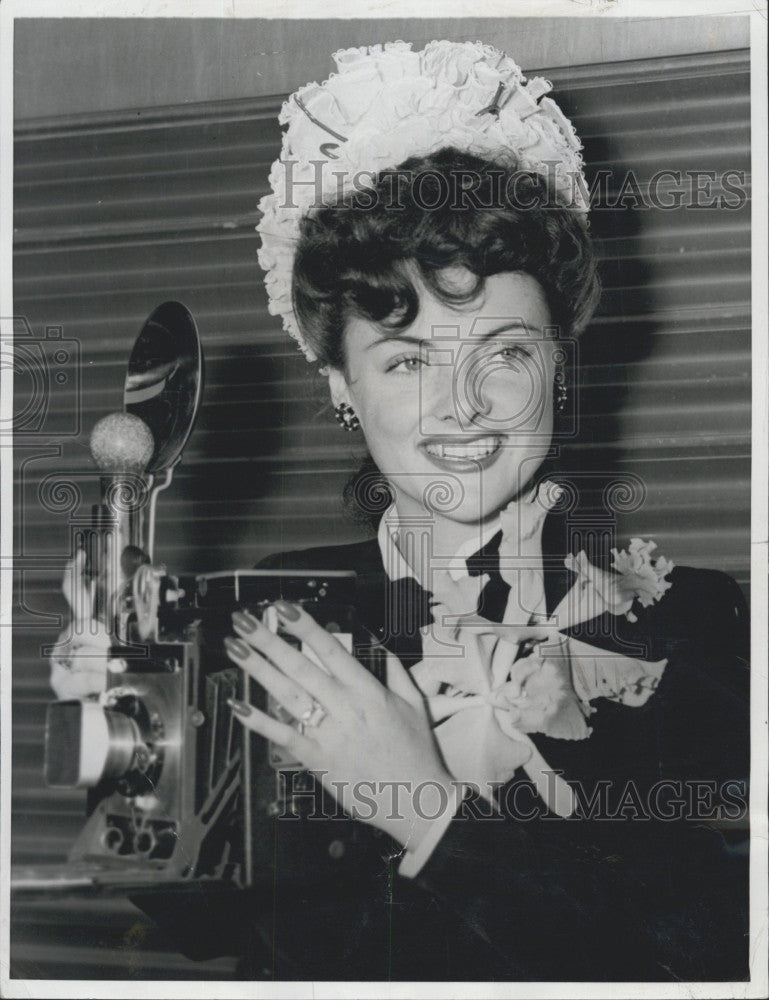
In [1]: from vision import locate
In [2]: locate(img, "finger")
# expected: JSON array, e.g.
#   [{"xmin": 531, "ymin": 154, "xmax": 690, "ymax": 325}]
[
  {"xmin": 63, "ymin": 549, "xmax": 94, "ymax": 629},
  {"xmin": 385, "ymin": 652, "xmax": 424, "ymax": 710},
  {"xmin": 232, "ymin": 611, "xmax": 343, "ymax": 701},
  {"xmin": 271, "ymin": 601, "xmax": 380, "ymax": 690},
  {"xmin": 226, "ymin": 627, "xmax": 338, "ymax": 707},
  {"xmin": 224, "ymin": 636, "xmax": 319, "ymax": 720},
  {"xmin": 62, "ymin": 549, "xmax": 83, "ymax": 611},
  {"xmin": 61, "ymin": 554, "xmax": 77, "ymax": 611},
  {"xmin": 227, "ymin": 698, "xmax": 313, "ymax": 759}
]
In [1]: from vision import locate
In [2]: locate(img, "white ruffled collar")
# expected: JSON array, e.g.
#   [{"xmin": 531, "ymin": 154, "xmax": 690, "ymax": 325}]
[{"xmin": 374, "ymin": 486, "xmax": 675, "ymax": 818}]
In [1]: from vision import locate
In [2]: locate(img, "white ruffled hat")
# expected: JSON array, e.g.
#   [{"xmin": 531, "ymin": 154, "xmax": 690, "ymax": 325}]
[{"xmin": 257, "ymin": 40, "xmax": 589, "ymax": 362}]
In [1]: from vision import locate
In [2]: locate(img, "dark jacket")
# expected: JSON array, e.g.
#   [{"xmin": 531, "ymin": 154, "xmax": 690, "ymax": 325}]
[{"xmin": 137, "ymin": 527, "xmax": 750, "ymax": 982}]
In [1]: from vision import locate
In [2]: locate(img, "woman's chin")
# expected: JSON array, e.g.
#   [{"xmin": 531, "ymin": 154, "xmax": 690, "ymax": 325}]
[
  {"xmin": 423, "ymin": 496, "xmax": 514, "ymax": 526},
  {"xmin": 386, "ymin": 455, "xmax": 547, "ymax": 525}
]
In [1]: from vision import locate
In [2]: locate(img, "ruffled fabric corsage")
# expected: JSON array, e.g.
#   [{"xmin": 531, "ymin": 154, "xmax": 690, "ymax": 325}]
[{"xmin": 406, "ymin": 482, "xmax": 674, "ymax": 813}]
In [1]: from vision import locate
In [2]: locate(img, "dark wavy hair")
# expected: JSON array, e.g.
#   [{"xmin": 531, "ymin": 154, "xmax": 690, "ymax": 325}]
[
  {"xmin": 290, "ymin": 148, "xmax": 602, "ymax": 526},
  {"xmin": 292, "ymin": 147, "xmax": 601, "ymax": 369}
]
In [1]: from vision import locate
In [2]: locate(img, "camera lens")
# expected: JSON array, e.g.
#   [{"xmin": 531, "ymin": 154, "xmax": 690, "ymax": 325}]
[
  {"xmin": 102, "ymin": 709, "xmax": 145, "ymax": 779},
  {"xmin": 45, "ymin": 700, "xmax": 146, "ymax": 788}
]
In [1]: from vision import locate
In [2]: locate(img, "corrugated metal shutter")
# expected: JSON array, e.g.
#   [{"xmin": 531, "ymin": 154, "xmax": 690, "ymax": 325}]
[
  {"xmin": 11, "ymin": 49, "xmax": 750, "ymax": 980},
  {"xmin": 553, "ymin": 51, "xmax": 750, "ymax": 599}
]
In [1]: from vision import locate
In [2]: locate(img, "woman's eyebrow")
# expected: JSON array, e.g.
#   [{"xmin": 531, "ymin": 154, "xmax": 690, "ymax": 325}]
[
  {"xmin": 366, "ymin": 321, "xmax": 542, "ymax": 350},
  {"xmin": 366, "ymin": 332, "xmax": 423, "ymax": 350},
  {"xmin": 478, "ymin": 321, "xmax": 543, "ymax": 341}
]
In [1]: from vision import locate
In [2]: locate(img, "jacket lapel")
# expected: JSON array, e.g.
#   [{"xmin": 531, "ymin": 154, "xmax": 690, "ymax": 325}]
[{"xmin": 353, "ymin": 509, "xmax": 576, "ymax": 640}]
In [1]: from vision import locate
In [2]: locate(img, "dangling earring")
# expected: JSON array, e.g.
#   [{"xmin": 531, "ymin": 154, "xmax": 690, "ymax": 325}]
[
  {"xmin": 334, "ymin": 402, "xmax": 360, "ymax": 432},
  {"xmin": 555, "ymin": 367, "xmax": 568, "ymax": 414}
]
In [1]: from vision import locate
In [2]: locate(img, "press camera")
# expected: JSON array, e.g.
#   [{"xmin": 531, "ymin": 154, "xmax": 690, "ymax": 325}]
[{"xmin": 34, "ymin": 303, "xmax": 386, "ymax": 895}]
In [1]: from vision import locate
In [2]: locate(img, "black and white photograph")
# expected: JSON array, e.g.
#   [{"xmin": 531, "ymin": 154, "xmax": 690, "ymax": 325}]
[{"xmin": 1, "ymin": 2, "xmax": 767, "ymax": 996}]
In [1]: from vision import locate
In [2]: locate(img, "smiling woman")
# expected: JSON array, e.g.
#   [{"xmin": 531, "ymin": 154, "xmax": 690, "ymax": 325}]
[
  {"xmin": 216, "ymin": 41, "xmax": 749, "ymax": 981},
  {"xmin": 330, "ymin": 269, "xmax": 557, "ymax": 535},
  {"xmin": 292, "ymin": 147, "xmax": 600, "ymax": 545},
  {"xmin": 44, "ymin": 38, "xmax": 751, "ymax": 985}
]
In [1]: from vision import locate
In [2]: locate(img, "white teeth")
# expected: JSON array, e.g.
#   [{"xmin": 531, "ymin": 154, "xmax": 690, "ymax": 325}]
[{"xmin": 425, "ymin": 437, "xmax": 500, "ymax": 460}]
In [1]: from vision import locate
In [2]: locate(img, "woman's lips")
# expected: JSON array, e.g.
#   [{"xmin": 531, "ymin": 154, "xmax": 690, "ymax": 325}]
[{"xmin": 419, "ymin": 435, "xmax": 504, "ymax": 472}]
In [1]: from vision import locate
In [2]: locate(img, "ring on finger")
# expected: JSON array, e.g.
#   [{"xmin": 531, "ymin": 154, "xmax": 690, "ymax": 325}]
[{"xmin": 298, "ymin": 699, "xmax": 327, "ymax": 733}]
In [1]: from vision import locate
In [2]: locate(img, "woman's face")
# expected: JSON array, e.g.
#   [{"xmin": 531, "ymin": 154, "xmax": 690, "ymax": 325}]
[{"xmin": 329, "ymin": 268, "xmax": 557, "ymax": 528}]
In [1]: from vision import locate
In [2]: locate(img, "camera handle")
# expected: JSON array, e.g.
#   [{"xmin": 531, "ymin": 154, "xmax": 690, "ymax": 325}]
[{"xmin": 84, "ymin": 301, "xmax": 203, "ymax": 641}]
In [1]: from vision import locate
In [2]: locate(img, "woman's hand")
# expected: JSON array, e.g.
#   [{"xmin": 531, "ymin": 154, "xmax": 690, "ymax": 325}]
[
  {"xmin": 50, "ymin": 549, "xmax": 111, "ymax": 699},
  {"xmin": 225, "ymin": 601, "xmax": 459, "ymax": 854}
]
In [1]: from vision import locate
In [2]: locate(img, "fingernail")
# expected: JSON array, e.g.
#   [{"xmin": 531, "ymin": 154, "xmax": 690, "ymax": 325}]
[
  {"xmin": 273, "ymin": 600, "xmax": 300, "ymax": 622},
  {"xmin": 227, "ymin": 697, "xmax": 252, "ymax": 718},
  {"xmin": 224, "ymin": 636, "xmax": 250, "ymax": 659},
  {"xmin": 232, "ymin": 610, "xmax": 257, "ymax": 633}
]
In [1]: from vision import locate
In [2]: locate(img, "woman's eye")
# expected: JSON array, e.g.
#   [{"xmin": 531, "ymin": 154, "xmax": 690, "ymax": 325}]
[
  {"xmin": 388, "ymin": 355, "xmax": 425, "ymax": 373},
  {"xmin": 497, "ymin": 344, "xmax": 527, "ymax": 363}
]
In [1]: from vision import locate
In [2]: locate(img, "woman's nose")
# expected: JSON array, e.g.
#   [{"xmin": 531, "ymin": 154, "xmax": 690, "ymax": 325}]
[{"xmin": 425, "ymin": 356, "xmax": 493, "ymax": 428}]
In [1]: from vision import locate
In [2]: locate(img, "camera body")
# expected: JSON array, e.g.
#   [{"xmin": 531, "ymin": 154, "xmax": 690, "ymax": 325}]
[
  {"xmin": 44, "ymin": 568, "xmax": 387, "ymax": 891},
  {"xmin": 35, "ymin": 301, "xmax": 389, "ymax": 898}
]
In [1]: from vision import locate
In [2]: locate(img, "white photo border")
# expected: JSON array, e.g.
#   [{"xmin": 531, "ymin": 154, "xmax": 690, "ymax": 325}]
[{"xmin": 1, "ymin": 2, "xmax": 766, "ymax": 998}]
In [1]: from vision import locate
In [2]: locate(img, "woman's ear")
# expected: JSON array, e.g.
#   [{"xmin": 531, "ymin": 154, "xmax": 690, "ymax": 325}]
[{"xmin": 327, "ymin": 366, "xmax": 352, "ymax": 409}]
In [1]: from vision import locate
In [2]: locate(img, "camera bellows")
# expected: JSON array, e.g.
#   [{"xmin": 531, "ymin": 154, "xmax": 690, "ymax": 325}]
[{"xmin": 89, "ymin": 411, "xmax": 154, "ymax": 473}]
